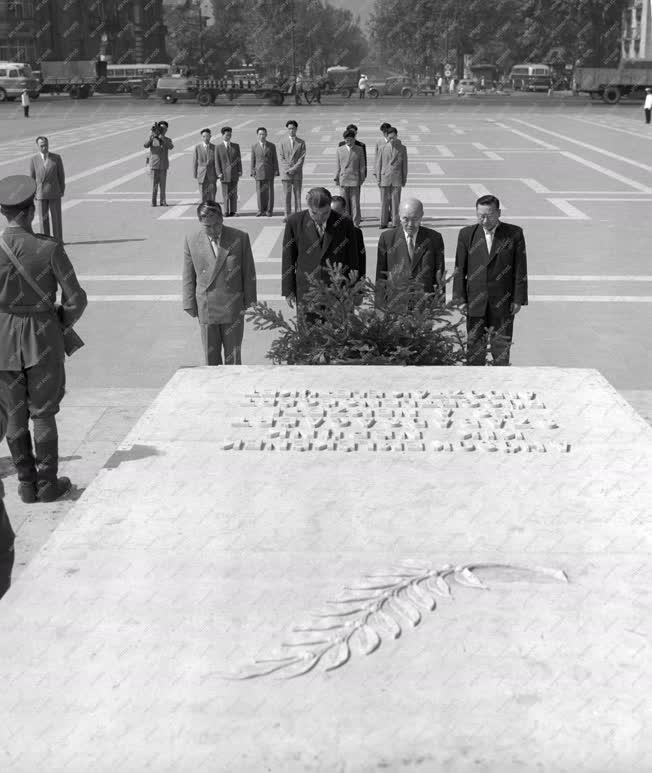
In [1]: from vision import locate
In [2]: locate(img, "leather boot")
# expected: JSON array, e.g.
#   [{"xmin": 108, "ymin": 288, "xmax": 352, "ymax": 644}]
[
  {"xmin": 6, "ymin": 433, "xmax": 37, "ymax": 504},
  {"xmin": 34, "ymin": 437, "xmax": 71, "ymax": 503}
]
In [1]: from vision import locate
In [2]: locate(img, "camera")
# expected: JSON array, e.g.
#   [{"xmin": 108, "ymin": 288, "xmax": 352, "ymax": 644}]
[{"xmin": 151, "ymin": 122, "xmax": 161, "ymax": 136}]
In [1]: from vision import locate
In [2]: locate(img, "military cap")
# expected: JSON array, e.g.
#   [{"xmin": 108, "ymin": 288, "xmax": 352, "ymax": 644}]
[{"xmin": 0, "ymin": 175, "xmax": 36, "ymax": 208}]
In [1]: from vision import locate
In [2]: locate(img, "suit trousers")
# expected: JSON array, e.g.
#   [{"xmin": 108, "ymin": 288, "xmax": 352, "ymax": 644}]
[
  {"xmin": 256, "ymin": 178, "xmax": 274, "ymax": 215},
  {"xmin": 198, "ymin": 178, "xmax": 217, "ymax": 202},
  {"xmin": 151, "ymin": 169, "xmax": 168, "ymax": 204},
  {"xmin": 341, "ymin": 185, "xmax": 361, "ymax": 226},
  {"xmin": 282, "ymin": 179, "xmax": 302, "ymax": 216},
  {"xmin": 36, "ymin": 197, "xmax": 63, "ymax": 242},
  {"xmin": 645, "ymin": 108, "xmax": 651, "ymax": 124},
  {"xmin": 465, "ymin": 306, "xmax": 515, "ymax": 366},
  {"xmin": 199, "ymin": 317, "xmax": 245, "ymax": 365},
  {"xmin": 380, "ymin": 185, "xmax": 401, "ymax": 227},
  {"xmin": 221, "ymin": 181, "xmax": 238, "ymax": 214}
]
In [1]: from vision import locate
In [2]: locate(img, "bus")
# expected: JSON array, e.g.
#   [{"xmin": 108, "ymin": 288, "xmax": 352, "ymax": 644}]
[
  {"xmin": 98, "ymin": 63, "xmax": 171, "ymax": 94},
  {"xmin": 0, "ymin": 62, "xmax": 40, "ymax": 101},
  {"xmin": 509, "ymin": 63, "xmax": 552, "ymax": 92}
]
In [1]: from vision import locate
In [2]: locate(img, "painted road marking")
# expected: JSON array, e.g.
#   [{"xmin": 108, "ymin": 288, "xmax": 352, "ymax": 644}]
[
  {"xmin": 512, "ymin": 118, "xmax": 652, "ymax": 172},
  {"xmin": 521, "ymin": 178, "xmax": 551, "ymax": 193},
  {"xmin": 547, "ymin": 198, "xmax": 590, "ymax": 220},
  {"xmin": 473, "ymin": 143, "xmax": 488, "ymax": 150},
  {"xmin": 491, "ymin": 121, "xmax": 559, "ymax": 150},
  {"xmin": 252, "ymin": 227, "xmax": 284, "ymax": 260},
  {"xmin": 468, "ymin": 184, "xmax": 492, "ymax": 198},
  {"xmin": 559, "ymin": 151, "xmax": 650, "ymax": 193},
  {"xmin": 435, "ymin": 145, "xmax": 454, "ymax": 157},
  {"xmin": 84, "ymin": 294, "xmax": 652, "ymax": 303},
  {"xmin": 427, "ymin": 162, "xmax": 444, "ymax": 175},
  {"xmin": 483, "ymin": 151, "xmax": 504, "ymax": 161}
]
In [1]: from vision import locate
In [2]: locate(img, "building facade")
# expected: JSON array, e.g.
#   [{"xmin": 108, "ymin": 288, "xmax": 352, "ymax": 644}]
[
  {"xmin": 622, "ymin": 0, "xmax": 652, "ymax": 61},
  {"xmin": 0, "ymin": 0, "xmax": 168, "ymax": 66}
]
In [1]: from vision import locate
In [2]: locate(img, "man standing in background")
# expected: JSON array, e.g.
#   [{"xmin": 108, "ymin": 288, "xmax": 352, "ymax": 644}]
[
  {"xmin": 375, "ymin": 127, "xmax": 408, "ymax": 229},
  {"xmin": 250, "ymin": 127, "xmax": 279, "ymax": 217},
  {"xmin": 144, "ymin": 121, "xmax": 173, "ymax": 207},
  {"xmin": 334, "ymin": 129, "xmax": 366, "ymax": 226},
  {"xmin": 279, "ymin": 120, "xmax": 306, "ymax": 222},
  {"xmin": 215, "ymin": 126, "xmax": 242, "ymax": 217},
  {"xmin": 29, "ymin": 136, "xmax": 65, "ymax": 241},
  {"xmin": 193, "ymin": 128, "xmax": 217, "ymax": 203}
]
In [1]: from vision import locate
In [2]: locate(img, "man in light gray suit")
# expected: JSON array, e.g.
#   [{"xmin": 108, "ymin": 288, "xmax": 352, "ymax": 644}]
[
  {"xmin": 192, "ymin": 128, "xmax": 217, "ymax": 202},
  {"xmin": 375, "ymin": 126, "xmax": 408, "ymax": 229},
  {"xmin": 28, "ymin": 136, "xmax": 65, "ymax": 242},
  {"xmin": 182, "ymin": 201, "xmax": 257, "ymax": 365},
  {"xmin": 279, "ymin": 119, "xmax": 306, "ymax": 222},
  {"xmin": 334, "ymin": 128, "xmax": 366, "ymax": 226}
]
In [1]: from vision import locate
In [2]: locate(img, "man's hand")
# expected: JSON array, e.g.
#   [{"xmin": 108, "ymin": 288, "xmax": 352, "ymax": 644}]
[
  {"xmin": 456, "ymin": 301, "xmax": 468, "ymax": 314},
  {"xmin": 184, "ymin": 308, "xmax": 198, "ymax": 318},
  {"xmin": 285, "ymin": 293, "xmax": 296, "ymax": 309},
  {"xmin": 510, "ymin": 302, "xmax": 521, "ymax": 315}
]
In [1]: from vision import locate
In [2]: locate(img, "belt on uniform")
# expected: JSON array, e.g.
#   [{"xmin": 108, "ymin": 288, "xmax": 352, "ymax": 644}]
[{"xmin": 0, "ymin": 304, "xmax": 54, "ymax": 315}]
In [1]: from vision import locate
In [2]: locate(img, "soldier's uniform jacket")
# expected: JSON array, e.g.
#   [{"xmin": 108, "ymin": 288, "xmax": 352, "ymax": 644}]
[{"xmin": 0, "ymin": 226, "xmax": 87, "ymax": 370}]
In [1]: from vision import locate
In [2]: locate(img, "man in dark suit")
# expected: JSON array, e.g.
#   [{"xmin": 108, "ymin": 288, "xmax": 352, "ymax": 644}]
[
  {"xmin": 192, "ymin": 128, "xmax": 217, "ymax": 203},
  {"xmin": 375, "ymin": 197, "xmax": 445, "ymax": 306},
  {"xmin": 28, "ymin": 136, "xmax": 65, "ymax": 242},
  {"xmin": 250, "ymin": 127, "xmax": 279, "ymax": 217},
  {"xmin": 182, "ymin": 200, "xmax": 257, "ymax": 365},
  {"xmin": 215, "ymin": 126, "xmax": 242, "ymax": 217},
  {"xmin": 453, "ymin": 194, "xmax": 528, "ymax": 366},
  {"xmin": 331, "ymin": 194, "xmax": 366, "ymax": 277},
  {"xmin": 0, "ymin": 175, "xmax": 87, "ymax": 503},
  {"xmin": 144, "ymin": 120, "xmax": 174, "ymax": 207},
  {"xmin": 282, "ymin": 187, "xmax": 361, "ymax": 308}
]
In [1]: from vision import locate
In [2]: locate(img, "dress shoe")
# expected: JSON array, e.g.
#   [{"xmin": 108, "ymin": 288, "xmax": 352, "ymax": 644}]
[
  {"xmin": 267, "ymin": 212, "xmax": 273, "ymax": 217},
  {"xmin": 256, "ymin": 212, "xmax": 263, "ymax": 217},
  {"xmin": 160, "ymin": 202, "xmax": 169, "ymax": 206},
  {"xmin": 37, "ymin": 477, "xmax": 72, "ymax": 503},
  {"xmin": 152, "ymin": 203, "xmax": 157, "ymax": 207},
  {"xmin": 18, "ymin": 482, "xmax": 37, "ymax": 504}
]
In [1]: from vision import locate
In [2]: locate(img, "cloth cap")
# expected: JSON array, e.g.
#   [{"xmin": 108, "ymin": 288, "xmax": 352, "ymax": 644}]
[{"xmin": 0, "ymin": 175, "xmax": 36, "ymax": 208}]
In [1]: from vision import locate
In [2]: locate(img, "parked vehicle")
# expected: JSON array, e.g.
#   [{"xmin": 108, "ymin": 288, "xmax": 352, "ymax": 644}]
[
  {"xmin": 367, "ymin": 76, "xmax": 416, "ymax": 98},
  {"xmin": 97, "ymin": 63, "xmax": 171, "ymax": 96},
  {"xmin": 155, "ymin": 74, "xmax": 285, "ymax": 106},
  {"xmin": 457, "ymin": 79, "xmax": 477, "ymax": 96},
  {"xmin": 0, "ymin": 62, "xmax": 40, "ymax": 102},
  {"xmin": 38, "ymin": 60, "xmax": 108, "ymax": 98},
  {"xmin": 509, "ymin": 63, "xmax": 551, "ymax": 92},
  {"xmin": 324, "ymin": 66, "xmax": 360, "ymax": 98},
  {"xmin": 574, "ymin": 65, "xmax": 652, "ymax": 104}
]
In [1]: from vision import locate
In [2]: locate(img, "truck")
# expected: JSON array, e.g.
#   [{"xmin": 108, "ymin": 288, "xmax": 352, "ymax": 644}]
[
  {"xmin": 574, "ymin": 63, "xmax": 652, "ymax": 103},
  {"xmin": 324, "ymin": 66, "xmax": 360, "ymax": 98},
  {"xmin": 38, "ymin": 60, "xmax": 108, "ymax": 99},
  {"xmin": 156, "ymin": 73, "xmax": 286, "ymax": 106}
]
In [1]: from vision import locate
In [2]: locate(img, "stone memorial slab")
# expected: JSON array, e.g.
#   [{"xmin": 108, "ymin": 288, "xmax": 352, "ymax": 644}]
[{"xmin": 1, "ymin": 366, "xmax": 651, "ymax": 772}]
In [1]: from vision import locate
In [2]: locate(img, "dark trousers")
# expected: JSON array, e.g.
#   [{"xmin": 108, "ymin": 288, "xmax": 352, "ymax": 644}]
[
  {"xmin": 199, "ymin": 317, "xmax": 245, "ymax": 365},
  {"xmin": 36, "ymin": 197, "xmax": 63, "ymax": 242},
  {"xmin": 282, "ymin": 179, "xmax": 302, "ymax": 216},
  {"xmin": 221, "ymin": 181, "xmax": 238, "ymax": 214},
  {"xmin": 23, "ymin": 106, "xmax": 29, "ymax": 117},
  {"xmin": 466, "ymin": 306, "xmax": 515, "ymax": 366},
  {"xmin": 645, "ymin": 108, "xmax": 651, "ymax": 124},
  {"xmin": 359, "ymin": 89, "xmax": 365, "ymax": 99},
  {"xmin": 380, "ymin": 185, "xmax": 401, "ymax": 227},
  {"xmin": 198, "ymin": 177, "xmax": 217, "ymax": 203},
  {"xmin": 151, "ymin": 168, "xmax": 168, "ymax": 205},
  {"xmin": 256, "ymin": 178, "xmax": 274, "ymax": 215},
  {"xmin": 0, "ymin": 499, "xmax": 15, "ymax": 600}
]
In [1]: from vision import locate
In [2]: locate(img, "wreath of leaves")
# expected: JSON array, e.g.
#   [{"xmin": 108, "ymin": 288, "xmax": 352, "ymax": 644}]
[{"xmin": 221, "ymin": 561, "xmax": 568, "ymax": 680}]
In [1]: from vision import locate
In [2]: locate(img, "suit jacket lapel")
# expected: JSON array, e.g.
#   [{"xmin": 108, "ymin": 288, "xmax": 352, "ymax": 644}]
[
  {"xmin": 412, "ymin": 228, "xmax": 427, "ymax": 267},
  {"xmin": 320, "ymin": 216, "xmax": 333, "ymax": 257},
  {"xmin": 202, "ymin": 232, "xmax": 224, "ymax": 286}
]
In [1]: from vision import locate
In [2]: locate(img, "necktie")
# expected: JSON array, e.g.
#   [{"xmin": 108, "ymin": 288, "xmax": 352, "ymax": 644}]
[
  {"xmin": 290, "ymin": 138, "xmax": 294, "ymax": 148},
  {"xmin": 486, "ymin": 229, "xmax": 494, "ymax": 251},
  {"xmin": 407, "ymin": 235, "xmax": 414, "ymax": 259},
  {"xmin": 316, "ymin": 223, "xmax": 324, "ymax": 244}
]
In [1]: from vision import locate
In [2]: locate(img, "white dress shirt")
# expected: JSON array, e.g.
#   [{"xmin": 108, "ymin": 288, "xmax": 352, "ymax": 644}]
[
  {"xmin": 483, "ymin": 224, "xmax": 498, "ymax": 252},
  {"xmin": 645, "ymin": 93, "xmax": 652, "ymax": 110}
]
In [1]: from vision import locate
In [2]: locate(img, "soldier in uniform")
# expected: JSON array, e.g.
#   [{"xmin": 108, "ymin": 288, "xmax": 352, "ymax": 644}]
[
  {"xmin": 0, "ymin": 175, "xmax": 87, "ymax": 503},
  {"xmin": 144, "ymin": 120, "xmax": 174, "ymax": 207}
]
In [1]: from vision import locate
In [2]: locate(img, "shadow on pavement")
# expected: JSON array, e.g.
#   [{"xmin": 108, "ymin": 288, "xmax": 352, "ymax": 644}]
[
  {"xmin": 103, "ymin": 443, "xmax": 161, "ymax": 470},
  {"xmin": 0, "ymin": 454, "xmax": 82, "ymax": 479}
]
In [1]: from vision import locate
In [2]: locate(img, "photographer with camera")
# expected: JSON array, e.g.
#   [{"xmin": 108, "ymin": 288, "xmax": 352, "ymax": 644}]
[{"xmin": 144, "ymin": 120, "xmax": 174, "ymax": 207}]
